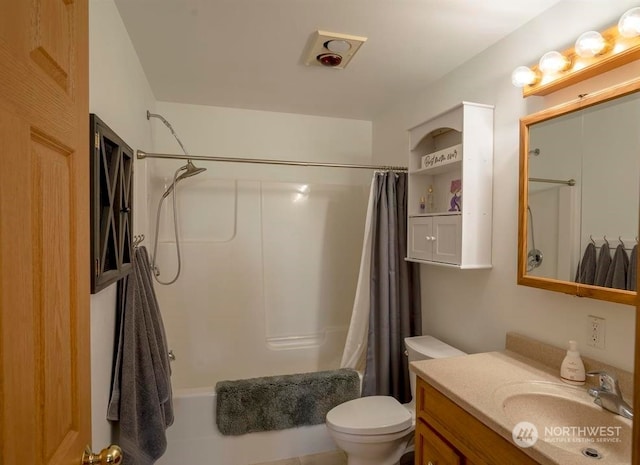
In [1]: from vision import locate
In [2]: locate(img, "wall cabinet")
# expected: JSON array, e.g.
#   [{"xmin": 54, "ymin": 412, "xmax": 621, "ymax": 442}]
[
  {"xmin": 90, "ymin": 114, "xmax": 134, "ymax": 294},
  {"xmin": 409, "ymin": 215, "xmax": 461, "ymax": 264},
  {"xmin": 416, "ymin": 377, "xmax": 540, "ymax": 465},
  {"xmin": 407, "ymin": 102, "xmax": 493, "ymax": 268}
]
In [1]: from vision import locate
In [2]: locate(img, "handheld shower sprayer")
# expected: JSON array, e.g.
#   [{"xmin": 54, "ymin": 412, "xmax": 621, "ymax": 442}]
[{"xmin": 147, "ymin": 111, "xmax": 207, "ymax": 285}]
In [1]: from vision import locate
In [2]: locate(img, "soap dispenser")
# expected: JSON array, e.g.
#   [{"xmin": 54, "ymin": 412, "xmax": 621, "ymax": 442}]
[{"xmin": 560, "ymin": 340, "xmax": 586, "ymax": 385}]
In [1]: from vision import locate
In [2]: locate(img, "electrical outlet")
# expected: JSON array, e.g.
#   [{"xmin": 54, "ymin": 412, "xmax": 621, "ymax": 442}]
[{"xmin": 587, "ymin": 315, "xmax": 606, "ymax": 349}]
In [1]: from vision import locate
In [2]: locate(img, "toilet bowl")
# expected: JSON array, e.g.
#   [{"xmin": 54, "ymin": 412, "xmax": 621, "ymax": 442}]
[{"xmin": 326, "ymin": 335, "xmax": 465, "ymax": 465}]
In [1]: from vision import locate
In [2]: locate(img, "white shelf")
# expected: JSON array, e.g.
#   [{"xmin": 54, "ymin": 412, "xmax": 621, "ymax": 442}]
[
  {"xmin": 409, "ymin": 159, "xmax": 462, "ymax": 176},
  {"xmin": 406, "ymin": 102, "xmax": 494, "ymax": 269},
  {"xmin": 409, "ymin": 212, "xmax": 461, "ymax": 218}
]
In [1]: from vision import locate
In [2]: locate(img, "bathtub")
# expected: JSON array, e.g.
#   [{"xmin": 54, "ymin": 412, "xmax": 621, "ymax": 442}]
[
  {"xmin": 156, "ymin": 386, "xmax": 339, "ymax": 465},
  {"xmin": 150, "ymin": 177, "xmax": 369, "ymax": 464}
]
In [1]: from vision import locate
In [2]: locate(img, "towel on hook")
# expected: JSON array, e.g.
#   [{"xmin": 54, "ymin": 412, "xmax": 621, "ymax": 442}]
[
  {"xmin": 107, "ymin": 246, "xmax": 173, "ymax": 465},
  {"xmin": 627, "ymin": 244, "xmax": 637, "ymax": 291},
  {"xmin": 594, "ymin": 242, "xmax": 612, "ymax": 287},
  {"xmin": 604, "ymin": 244, "xmax": 629, "ymax": 290},
  {"xmin": 575, "ymin": 242, "xmax": 596, "ymax": 285}
]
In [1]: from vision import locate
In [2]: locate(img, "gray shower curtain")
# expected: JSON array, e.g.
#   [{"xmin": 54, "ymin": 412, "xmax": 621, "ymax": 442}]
[{"xmin": 362, "ymin": 171, "xmax": 421, "ymax": 403}]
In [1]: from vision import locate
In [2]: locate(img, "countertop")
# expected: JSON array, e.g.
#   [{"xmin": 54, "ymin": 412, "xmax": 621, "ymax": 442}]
[{"xmin": 410, "ymin": 350, "xmax": 633, "ymax": 465}]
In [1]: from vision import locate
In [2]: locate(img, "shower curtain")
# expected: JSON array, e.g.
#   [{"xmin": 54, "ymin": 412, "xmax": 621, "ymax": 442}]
[{"xmin": 341, "ymin": 171, "xmax": 421, "ymax": 403}]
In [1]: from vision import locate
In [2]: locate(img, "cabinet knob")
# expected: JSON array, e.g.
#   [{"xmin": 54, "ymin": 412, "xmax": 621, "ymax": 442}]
[{"xmin": 430, "ymin": 236, "xmax": 436, "ymax": 241}]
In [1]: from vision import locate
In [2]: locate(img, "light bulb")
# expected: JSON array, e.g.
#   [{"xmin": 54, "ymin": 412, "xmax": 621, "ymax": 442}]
[
  {"xmin": 619, "ymin": 7, "xmax": 640, "ymax": 38},
  {"xmin": 511, "ymin": 66, "xmax": 538, "ymax": 87},
  {"xmin": 575, "ymin": 31, "xmax": 607, "ymax": 58},
  {"xmin": 325, "ymin": 40, "xmax": 351, "ymax": 53},
  {"xmin": 538, "ymin": 51, "xmax": 570, "ymax": 74}
]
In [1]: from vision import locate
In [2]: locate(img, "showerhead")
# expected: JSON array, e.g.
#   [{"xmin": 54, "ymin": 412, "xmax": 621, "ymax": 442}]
[
  {"xmin": 162, "ymin": 160, "xmax": 206, "ymax": 198},
  {"xmin": 176, "ymin": 160, "xmax": 206, "ymax": 181}
]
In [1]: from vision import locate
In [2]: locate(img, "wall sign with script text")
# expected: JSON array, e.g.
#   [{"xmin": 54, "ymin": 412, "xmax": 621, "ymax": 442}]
[{"xmin": 421, "ymin": 144, "xmax": 462, "ymax": 170}]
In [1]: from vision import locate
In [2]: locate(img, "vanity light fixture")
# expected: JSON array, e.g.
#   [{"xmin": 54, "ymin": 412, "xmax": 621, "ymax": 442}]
[
  {"xmin": 538, "ymin": 51, "xmax": 571, "ymax": 74},
  {"xmin": 511, "ymin": 65, "xmax": 540, "ymax": 87},
  {"xmin": 511, "ymin": 7, "xmax": 640, "ymax": 96},
  {"xmin": 574, "ymin": 31, "xmax": 609, "ymax": 58},
  {"xmin": 618, "ymin": 7, "xmax": 640, "ymax": 38}
]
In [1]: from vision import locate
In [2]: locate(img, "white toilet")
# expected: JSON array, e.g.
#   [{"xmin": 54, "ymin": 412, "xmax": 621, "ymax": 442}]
[{"xmin": 326, "ymin": 335, "xmax": 466, "ymax": 465}]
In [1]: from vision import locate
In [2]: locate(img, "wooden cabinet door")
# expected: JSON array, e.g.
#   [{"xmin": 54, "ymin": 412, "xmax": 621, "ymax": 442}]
[
  {"xmin": 0, "ymin": 1, "xmax": 91, "ymax": 465},
  {"xmin": 416, "ymin": 419, "xmax": 462, "ymax": 465}
]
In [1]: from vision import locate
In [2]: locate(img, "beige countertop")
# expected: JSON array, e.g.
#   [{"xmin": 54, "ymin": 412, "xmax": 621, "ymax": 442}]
[{"xmin": 410, "ymin": 350, "xmax": 633, "ymax": 465}]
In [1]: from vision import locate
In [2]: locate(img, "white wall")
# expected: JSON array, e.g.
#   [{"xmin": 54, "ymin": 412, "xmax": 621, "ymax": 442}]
[
  {"xmin": 89, "ymin": 0, "xmax": 156, "ymax": 447},
  {"xmin": 372, "ymin": 0, "xmax": 639, "ymax": 371},
  {"xmin": 147, "ymin": 102, "xmax": 373, "ymax": 389}
]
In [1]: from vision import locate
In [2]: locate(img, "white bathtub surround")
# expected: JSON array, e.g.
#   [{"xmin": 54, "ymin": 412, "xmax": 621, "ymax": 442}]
[{"xmin": 155, "ymin": 388, "xmax": 338, "ymax": 465}]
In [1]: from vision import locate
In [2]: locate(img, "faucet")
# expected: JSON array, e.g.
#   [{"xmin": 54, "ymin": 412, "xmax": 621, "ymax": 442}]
[{"xmin": 586, "ymin": 370, "xmax": 634, "ymax": 420}]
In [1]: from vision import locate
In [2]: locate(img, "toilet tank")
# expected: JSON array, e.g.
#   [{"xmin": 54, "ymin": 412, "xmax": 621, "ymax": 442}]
[
  {"xmin": 404, "ymin": 335, "xmax": 466, "ymax": 404},
  {"xmin": 405, "ymin": 335, "xmax": 466, "ymax": 362}
]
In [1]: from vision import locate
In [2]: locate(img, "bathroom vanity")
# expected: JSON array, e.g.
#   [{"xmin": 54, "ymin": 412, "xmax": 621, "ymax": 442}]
[
  {"xmin": 411, "ymin": 343, "xmax": 633, "ymax": 465},
  {"xmin": 415, "ymin": 376, "xmax": 538, "ymax": 464}
]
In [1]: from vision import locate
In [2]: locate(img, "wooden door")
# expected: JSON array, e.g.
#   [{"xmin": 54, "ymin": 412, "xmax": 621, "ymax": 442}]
[{"xmin": 0, "ymin": 1, "xmax": 90, "ymax": 465}]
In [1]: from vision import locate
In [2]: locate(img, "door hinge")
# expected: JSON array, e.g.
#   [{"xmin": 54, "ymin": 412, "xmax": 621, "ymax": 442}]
[
  {"xmin": 95, "ymin": 259, "xmax": 100, "ymax": 276},
  {"xmin": 94, "ymin": 132, "xmax": 99, "ymax": 149}
]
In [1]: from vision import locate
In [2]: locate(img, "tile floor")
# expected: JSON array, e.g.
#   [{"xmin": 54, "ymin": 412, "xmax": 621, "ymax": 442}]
[
  {"xmin": 251, "ymin": 449, "xmax": 415, "ymax": 465},
  {"xmin": 250, "ymin": 450, "xmax": 347, "ymax": 465}
]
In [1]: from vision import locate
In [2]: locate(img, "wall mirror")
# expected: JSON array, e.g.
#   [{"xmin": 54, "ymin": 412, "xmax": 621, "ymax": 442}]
[{"xmin": 518, "ymin": 77, "xmax": 640, "ymax": 305}]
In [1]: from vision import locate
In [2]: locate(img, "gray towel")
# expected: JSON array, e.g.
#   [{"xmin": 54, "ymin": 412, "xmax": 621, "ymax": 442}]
[
  {"xmin": 627, "ymin": 244, "xmax": 637, "ymax": 291},
  {"xmin": 594, "ymin": 242, "xmax": 612, "ymax": 287},
  {"xmin": 215, "ymin": 369, "xmax": 360, "ymax": 435},
  {"xmin": 575, "ymin": 242, "xmax": 596, "ymax": 284},
  {"xmin": 604, "ymin": 244, "xmax": 629, "ymax": 290},
  {"xmin": 107, "ymin": 246, "xmax": 173, "ymax": 465}
]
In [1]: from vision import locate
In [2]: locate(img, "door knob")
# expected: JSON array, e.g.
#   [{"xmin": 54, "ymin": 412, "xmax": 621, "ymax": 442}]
[{"xmin": 82, "ymin": 445, "xmax": 123, "ymax": 465}]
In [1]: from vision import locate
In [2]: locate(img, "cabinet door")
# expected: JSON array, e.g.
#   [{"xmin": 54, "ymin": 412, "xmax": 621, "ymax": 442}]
[
  {"xmin": 409, "ymin": 217, "xmax": 434, "ymax": 261},
  {"xmin": 416, "ymin": 419, "xmax": 462, "ymax": 465},
  {"xmin": 432, "ymin": 215, "xmax": 461, "ymax": 264}
]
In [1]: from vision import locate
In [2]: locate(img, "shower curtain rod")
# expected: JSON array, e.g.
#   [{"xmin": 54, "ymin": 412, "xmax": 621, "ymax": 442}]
[
  {"xmin": 136, "ymin": 150, "xmax": 408, "ymax": 171},
  {"xmin": 528, "ymin": 177, "xmax": 576, "ymax": 186}
]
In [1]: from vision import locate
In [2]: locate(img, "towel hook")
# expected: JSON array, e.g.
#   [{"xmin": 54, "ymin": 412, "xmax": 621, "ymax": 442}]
[
  {"xmin": 603, "ymin": 235, "xmax": 610, "ymax": 246},
  {"xmin": 619, "ymin": 236, "xmax": 625, "ymax": 248},
  {"xmin": 133, "ymin": 234, "xmax": 145, "ymax": 248},
  {"xmin": 589, "ymin": 235, "xmax": 596, "ymax": 245}
]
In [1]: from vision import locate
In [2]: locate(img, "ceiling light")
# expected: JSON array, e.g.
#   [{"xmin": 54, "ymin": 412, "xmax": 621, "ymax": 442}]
[
  {"xmin": 618, "ymin": 7, "xmax": 640, "ymax": 38},
  {"xmin": 325, "ymin": 40, "xmax": 351, "ymax": 53},
  {"xmin": 538, "ymin": 51, "xmax": 571, "ymax": 74},
  {"xmin": 575, "ymin": 31, "xmax": 608, "ymax": 58},
  {"xmin": 511, "ymin": 66, "xmax": 539, "ymax": 88},
  {"xmin": 317, "ymin": 53, "xmax": 343, "ymax": 67},
  {"xmin": 304, "ymin": 31, "xmax": 367, "ymax": 70}
]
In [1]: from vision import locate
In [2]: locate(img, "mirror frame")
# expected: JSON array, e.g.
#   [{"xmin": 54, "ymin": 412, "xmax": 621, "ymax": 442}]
[{"xmin": 518, "ymin": 76, "xmax": 640, "ymax": 306}]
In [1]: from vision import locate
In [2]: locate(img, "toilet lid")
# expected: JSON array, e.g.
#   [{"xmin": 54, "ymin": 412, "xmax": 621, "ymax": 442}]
[{"xmin": 326, "ymin": 396, "xmax": 413, "ymax": 435}]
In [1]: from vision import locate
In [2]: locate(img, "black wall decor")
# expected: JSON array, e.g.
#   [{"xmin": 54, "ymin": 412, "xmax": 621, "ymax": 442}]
[{"xmin": 90, "ymin": 114, "xmax": 134, "ymax": 293}]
